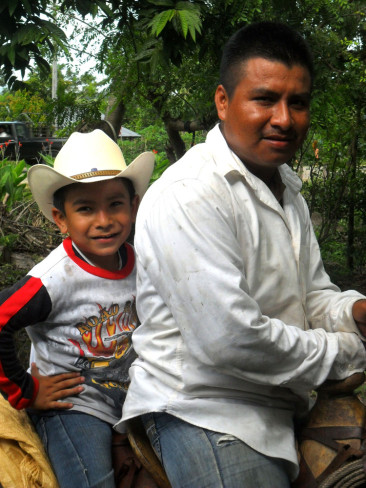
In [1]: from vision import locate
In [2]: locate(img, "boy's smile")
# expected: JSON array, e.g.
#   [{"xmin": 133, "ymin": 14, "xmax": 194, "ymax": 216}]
[{"xmin": 52, "ymin": 179, "xmax": 138, "ymax": 271}]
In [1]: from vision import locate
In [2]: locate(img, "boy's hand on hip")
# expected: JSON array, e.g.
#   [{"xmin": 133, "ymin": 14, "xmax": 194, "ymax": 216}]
[{"xmin": 30, "ymin": 362, "xmax": 85, "ymax": 410}]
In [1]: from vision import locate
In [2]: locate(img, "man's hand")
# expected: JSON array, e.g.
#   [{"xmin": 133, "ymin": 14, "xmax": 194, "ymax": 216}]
[
  {"xmin": 30, "ymin": 363, "xmax": 85, "ymax": 410},
  {"xmin": 352, "ymin": 299, "xmax": 366, "ymax": 338}
]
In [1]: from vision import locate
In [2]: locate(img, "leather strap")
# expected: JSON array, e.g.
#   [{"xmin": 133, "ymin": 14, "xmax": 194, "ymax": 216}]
[{"xmin": 292, "ymin": 426, "xmax": 366, "ymax": 487}]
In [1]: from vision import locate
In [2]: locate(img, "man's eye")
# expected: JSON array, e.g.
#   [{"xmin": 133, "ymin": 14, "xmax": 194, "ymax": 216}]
[
  {"xmin": 112, "ymin": 200, "xmax": 124, "ymax": 207},
  {"xmin": 254, "ymin": 96, "xmax": 274, "ymax": 104},
  {"xmin": 291, "ymin": 99, "xmax": 309, "ymax": 109}
]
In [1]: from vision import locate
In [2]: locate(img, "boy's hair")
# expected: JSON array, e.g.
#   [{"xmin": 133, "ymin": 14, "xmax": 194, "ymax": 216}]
[
  {"xmin": 53, "ymin": 177, "xmax": 136, "ymax": 215},
  {"xmin": 220, "ymin": 21, "xmax": 314, "ymax": 98}
]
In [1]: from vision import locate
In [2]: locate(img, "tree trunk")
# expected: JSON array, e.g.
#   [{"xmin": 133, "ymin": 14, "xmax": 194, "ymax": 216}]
[
  {"xmin": 75, "ymin": 95, "xmax": 126, "ymax": 142},
  {"xmin": 163, "ymin": 117, "xmax": 209, "ymax": 163},
  {"xmin": 104, "ymin": 95, "xmax": 127, "ymax": 140},
  {"xmin": 347, "ymin": 108, "xmax": 360, "ymax": 270}
]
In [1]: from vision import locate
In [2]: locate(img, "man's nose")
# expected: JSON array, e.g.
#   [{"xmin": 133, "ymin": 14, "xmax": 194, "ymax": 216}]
[{"xmin": 271, "ymin": 101, "xmax": 292, "ymax": 130}]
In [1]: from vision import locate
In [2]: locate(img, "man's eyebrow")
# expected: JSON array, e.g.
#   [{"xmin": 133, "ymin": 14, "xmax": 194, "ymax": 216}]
[
  {"xmin": 251, "ymin": 87, "xmax": 311, "ymax": 99},
  {"xmin": 250, "ymin": 88, "xmax": 277, "ymax": 95},
  {"xmin": 250, "ymin": 87, "xmax": 311, "ymax": 100}
]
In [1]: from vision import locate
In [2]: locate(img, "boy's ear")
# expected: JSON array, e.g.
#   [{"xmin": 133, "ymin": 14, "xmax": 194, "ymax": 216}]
[
  {"xmin": 52, "ymin": 208, "xmax": 68, "ymax": 234},
  {"xmin": 131, "ymin": 195, "xmax": 139, "ymax": 223}
]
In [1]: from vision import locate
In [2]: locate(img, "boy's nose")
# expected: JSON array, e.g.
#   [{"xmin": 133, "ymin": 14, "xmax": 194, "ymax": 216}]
[{"xmin": 95, "ymin": 210, "xmax": 112, "ymax": 227}]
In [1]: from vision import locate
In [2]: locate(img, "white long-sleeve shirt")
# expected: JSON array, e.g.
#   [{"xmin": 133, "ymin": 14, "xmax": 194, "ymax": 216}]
[{"xmin": 119, "ymin": 124, "xmax": 366, "ymax": 479}]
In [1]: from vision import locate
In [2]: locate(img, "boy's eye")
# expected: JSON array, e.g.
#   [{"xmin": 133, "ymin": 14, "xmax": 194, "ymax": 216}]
[
  {"xmin": 76, "ymin": 206, "xmax": 92, "ymax": 212},
  {"xmin": 111, "ymin": 200, "xmax": 124, "ymax": 207}
]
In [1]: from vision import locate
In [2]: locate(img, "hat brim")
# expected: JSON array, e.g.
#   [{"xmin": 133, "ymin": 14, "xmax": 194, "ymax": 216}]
[{"xmin": 28, "ymin": 152, "xmax": 155, "ymax": 221}]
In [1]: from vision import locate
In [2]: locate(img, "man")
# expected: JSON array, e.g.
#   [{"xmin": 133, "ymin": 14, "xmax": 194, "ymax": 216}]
[
  {"xmin": 120, "ymin": 21, "xmax": 366, "ymax": 487},
  {"xmin": 0, "ymin": 126, "xmax": 9, "ymax": 137}
]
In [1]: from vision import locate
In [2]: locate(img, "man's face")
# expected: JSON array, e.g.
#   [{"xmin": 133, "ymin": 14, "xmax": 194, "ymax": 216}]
[{"xmin": 215, "ymin": 57, "xmax": 311, "ymax": 181}]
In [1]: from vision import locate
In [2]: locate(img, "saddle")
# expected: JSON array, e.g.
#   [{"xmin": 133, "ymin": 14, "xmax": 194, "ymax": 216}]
[
  {"xmin": 292, "ymin": 373, "xmax": 366, "ymax": 488},
  {"xmin": 112, "ymin": 418, "xmax": 171, "ymax": 488},
  {"xmin": 121, "ymin": 374, "xmax": 366, "ymax": 488}
]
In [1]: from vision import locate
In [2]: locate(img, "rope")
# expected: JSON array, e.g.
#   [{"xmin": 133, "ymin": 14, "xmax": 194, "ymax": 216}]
[{"xmin": 319, "ymin": 459, "xmax": 366, "ymax": 487}]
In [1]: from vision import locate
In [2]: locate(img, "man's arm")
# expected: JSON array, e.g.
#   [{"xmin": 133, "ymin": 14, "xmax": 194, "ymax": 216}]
[
  {"xmin": 352, "ymin": 300, "xmax": 366, "ymax": 338},
  {"xmin": 298, "ymin": 196, "xmax": 366, "ymax": 336}
]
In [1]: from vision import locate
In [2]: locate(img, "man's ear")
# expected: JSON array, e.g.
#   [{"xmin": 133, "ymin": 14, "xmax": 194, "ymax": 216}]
[
  {"xmin": 131, "ymin": 195, "xmax": 140, "ymax": 223},
  {"xmin": 215, "ymin": 84, "xmax": 229, "ymax": 121},
  {"xmin": 52, "ymin": 208, "xmax": 68, "ymax": 234}
]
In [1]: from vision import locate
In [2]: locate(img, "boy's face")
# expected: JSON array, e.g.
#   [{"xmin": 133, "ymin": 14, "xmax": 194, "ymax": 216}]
[{"xmin": 52, "ymin": 179, "xmax": 138, "ymax": 271}]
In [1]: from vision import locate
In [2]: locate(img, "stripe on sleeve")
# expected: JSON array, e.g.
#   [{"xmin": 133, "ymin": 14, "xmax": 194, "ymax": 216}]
[{"xmin": 0, "ymin": 277, "xmax": 43, "ymax": 333}]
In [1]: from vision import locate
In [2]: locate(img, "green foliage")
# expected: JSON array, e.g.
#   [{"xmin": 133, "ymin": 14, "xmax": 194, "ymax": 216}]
[
  {"xmin": 0, "ymin": 0, "xmax": 67, "ymax": 88},
  {"xmin": 0, "ymin": 263, "xmax": 25, "ymax": 287},
  {"xmin": 0, "ymin": 159, "xmax": 30, "ymax": 209},
  {"xmin": 0, "ymin": 89, "xmax": 48, "ymax": 125},
  {"xmin": 39, "ymin": 153, "xmax": 55, "ymax": 166},
  {"xmin": 148, "ymin": 1, "xmax": 202, "ymax": 41},
  {"xmin": 0, "ymin": 233, "xmax": 18, "ymax": 251},
  {"xmin": 151, "ymin": 152, "xmax": 170, "ymax": 183},
  {"xmin": 0, "ymin": 64, "xmax": 103, "ymax": 134}
]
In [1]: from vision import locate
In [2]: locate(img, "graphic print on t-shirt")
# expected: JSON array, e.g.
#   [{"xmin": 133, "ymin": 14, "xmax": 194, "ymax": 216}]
[{"xmin": 69, "ymin": 297, "xmax": 139, "ymax": 408}]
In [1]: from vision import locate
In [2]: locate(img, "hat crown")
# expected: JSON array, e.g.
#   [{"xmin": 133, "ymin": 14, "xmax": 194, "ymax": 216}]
[
  {"xmin": 27, "ymin": 129, "xmax": 155, "ymax": 222},
  {"xmin": 54, "ymin": 129, "xmax": 127, "ymax": 178}
]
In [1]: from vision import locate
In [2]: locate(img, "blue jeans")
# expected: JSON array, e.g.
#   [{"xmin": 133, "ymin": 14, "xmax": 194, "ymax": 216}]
[
  {"xmin": 142, "ymin": 412, "xmax": 291, "ymax": 488},
  {"xmin": 29, "ymin": 411, "xmax": 115, "ymax": 488}
]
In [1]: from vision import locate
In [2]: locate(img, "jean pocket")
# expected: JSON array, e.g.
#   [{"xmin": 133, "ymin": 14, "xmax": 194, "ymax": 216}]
[
  {"xmin": 141, "ymin": 412, "xmax": 163, "ymax": 463},
  {"xmin": 216, "ymin": 434, "xmax": 241, "ymax": 446}
]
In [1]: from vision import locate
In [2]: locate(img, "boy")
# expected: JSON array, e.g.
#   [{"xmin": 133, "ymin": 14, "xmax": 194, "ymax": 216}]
[{"xmin": 0, "ymin": 129, "xmax": 154, "ymax": 488}]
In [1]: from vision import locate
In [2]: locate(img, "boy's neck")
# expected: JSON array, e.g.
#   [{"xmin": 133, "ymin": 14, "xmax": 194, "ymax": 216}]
[{"xmin": 71, "ymin": 242, "xmax": 122, "ymax": 271}]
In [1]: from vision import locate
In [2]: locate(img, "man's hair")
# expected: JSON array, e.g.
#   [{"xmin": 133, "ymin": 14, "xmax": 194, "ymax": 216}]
[
  {"xmin": 220, "ymin": 21, "xmax": 314, "ymax": 98},
  {"xmin": 53, "ymin": 177, "xmax": 136, "ymax": 214}
]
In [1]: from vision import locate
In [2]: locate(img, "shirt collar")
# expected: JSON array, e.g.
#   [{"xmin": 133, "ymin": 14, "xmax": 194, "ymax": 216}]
[{"xmin": 206, "ymin": 123, "xmax": 302, "ymax": 196}]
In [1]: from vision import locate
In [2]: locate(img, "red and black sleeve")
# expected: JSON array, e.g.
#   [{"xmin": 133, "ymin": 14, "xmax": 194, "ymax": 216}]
[{"xmin": 0, "ymin": 275, "xmax": 52, "ymax": 409}]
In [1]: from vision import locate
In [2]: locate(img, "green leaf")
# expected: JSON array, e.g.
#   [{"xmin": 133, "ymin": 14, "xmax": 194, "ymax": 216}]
[
  {"xmin": 94, "ymin": 0, "xmax": 114, "ymax": 18},
  {"xmin": 14, "ymin": 160, "xmax": 25, "ymax": 175},
  {"xmin": 8, "ymin": 0, "xmax": 19, "ymax": 16},
  {"xmin": 147, "ymin": 0, "xmax": 174, "ymax": 6},
  {"xmin": 39, "ymin": 19, "xmax": 67, "ymax": 40},
  {"xmin": 177, "ymin": 10, "xmax": 188, "ymax": 38},
  {"xmin": 75, "ymin": 0, "xmax": 95, "ymax": 17},
  {"xmin": 175, "ymin": 3, "xmax": 201, "ymax": 40},
  {"xmin": 21, "ymin": 0, "xmax": 32, "ymax": 15},
  {"xmin": 150, "ymin": 10, "xmax": 175, "ymax": 37},
  {"xmin": 13, "ymin": 24, "xmax": 43, "ymax": 45},
  {"xmin": 8, "ymin": 46, "xmax": 15, "ymax": 65}
]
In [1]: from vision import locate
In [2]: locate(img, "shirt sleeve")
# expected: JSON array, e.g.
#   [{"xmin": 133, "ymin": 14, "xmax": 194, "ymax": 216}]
[
  {"xmin": 297, "ymin": 196, "xmax": 365, "ymax": 335},
  {"xmin": 0, "ymin": 275, "xmax": 52, "ymax": 409},
  {"xmin": 135, "ymin": 178, "xmax": 366, "ymax": 393}
]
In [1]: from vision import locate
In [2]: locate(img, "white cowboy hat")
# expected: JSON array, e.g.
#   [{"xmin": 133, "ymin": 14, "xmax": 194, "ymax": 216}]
[{"xmin": 27, "ymin": 129, "xmax": 155, "ymax": 221}]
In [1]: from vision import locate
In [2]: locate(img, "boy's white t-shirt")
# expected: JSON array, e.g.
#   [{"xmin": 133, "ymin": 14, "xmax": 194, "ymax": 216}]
[{"xmin": 1, "ymin": 237, "xmax": 138, "ymax": 425}]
